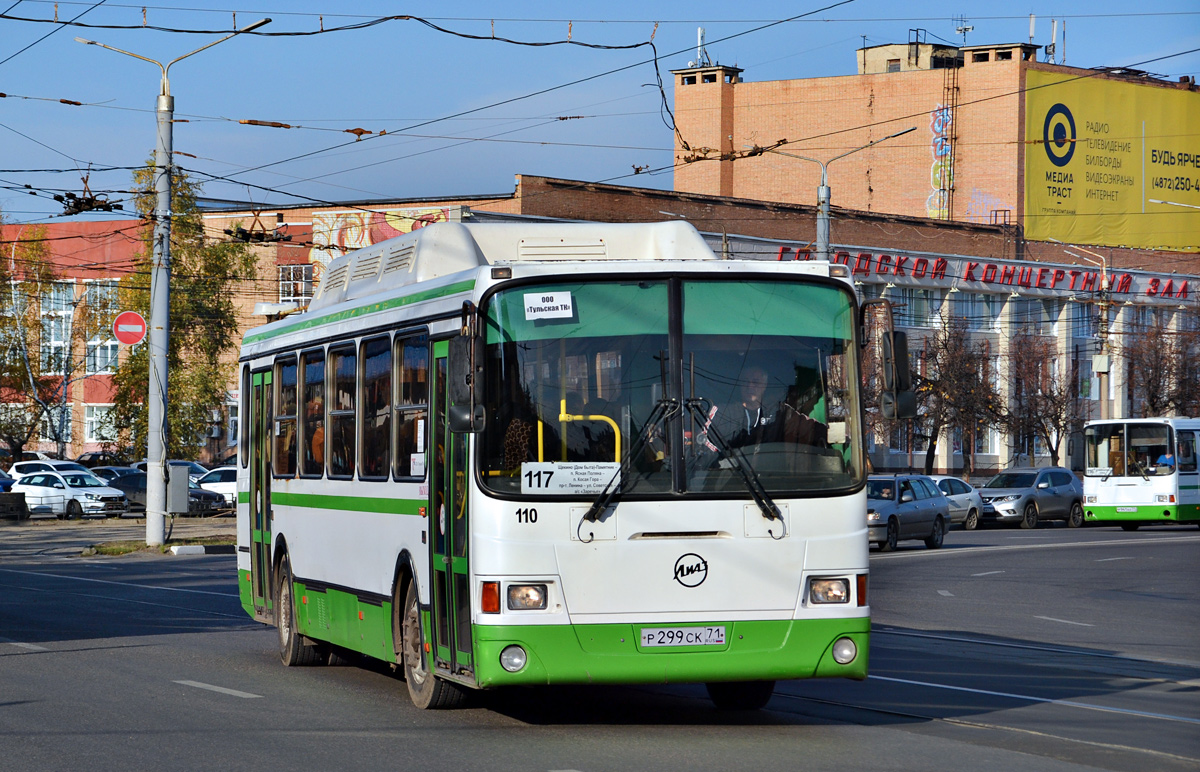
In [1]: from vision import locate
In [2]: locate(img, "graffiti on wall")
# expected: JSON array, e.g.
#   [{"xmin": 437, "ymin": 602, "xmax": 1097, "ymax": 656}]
[
  {"xmin": 925, "ymin": 104, "xmax": 953, "ymax": 219},
  {"xmin": 309, "ymin": 207, "xmax": 452, "ymax": 277}
]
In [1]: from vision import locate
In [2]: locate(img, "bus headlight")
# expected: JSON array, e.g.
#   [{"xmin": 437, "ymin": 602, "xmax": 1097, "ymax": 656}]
[
  {"xmin": 507, "ymin": 584, "xmax": 548, "ymax": 610},
  {"xmin": 1156, "ymin": 495, "xmax": 1171, "ymax": 503},
  {"xmin": 1085, "ymin": 495, "xmax": 1097, "ymax": 503},
  {"xmin": 500, "ymin": 645, "xmax": 527, "ymax": 672},
  {"xmin": 832, "ymin": 637, "xmax": 857, "ymax": 665},
  {"xmin": 809, "ymin": 578, "xmax": 850, "ymax": 604}
]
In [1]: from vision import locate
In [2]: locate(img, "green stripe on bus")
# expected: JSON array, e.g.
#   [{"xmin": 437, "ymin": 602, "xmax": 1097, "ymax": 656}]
[
  {"xmin": 272, "ymin": 491, "xmax": 423, "ymax": 515},
  {"xmin": 244, "ymin": 279, "xmax": 476, "ymax": 345}
]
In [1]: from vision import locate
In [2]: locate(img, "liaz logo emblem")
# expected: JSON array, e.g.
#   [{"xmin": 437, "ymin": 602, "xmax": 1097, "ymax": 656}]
[{"xmin": 673, "ymin": 553, "xmax": 708, "ymax": 587}]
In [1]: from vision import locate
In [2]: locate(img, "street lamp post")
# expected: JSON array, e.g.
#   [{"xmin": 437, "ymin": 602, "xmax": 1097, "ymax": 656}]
[
  {"xmin": 1065, "ymin": 246, "xmax": 1112, "ymax": 420},
  {"xmin": 762, "ymin": 127, "xmax": 916, "ymax": 262},
  {"xmin": 77, "ymin": 18, "xmax": 269, "ymax": 546}
]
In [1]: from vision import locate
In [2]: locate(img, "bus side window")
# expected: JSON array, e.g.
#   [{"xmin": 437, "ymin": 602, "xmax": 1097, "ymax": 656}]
[
  {"xmin": 1179, "ymin": 431, "xmax": 1197, "ymax": 473},
  {"xmin": 394, "ymin": 333, "xmax": 429, "ymax": 479},
  {"xmin": 300, "ymin": 350, "xmax": 326, "ymax": 477},
  {"xmin": 273, "ymin": 357, "xmax": 298, "ymax": 477},
  {"xmin": 359, "ymin": 336, "xmax": 391, "ymax": 480},
  {"xmin": 329, "ymin": 346, "xmax": 357, "ymax": 478}
]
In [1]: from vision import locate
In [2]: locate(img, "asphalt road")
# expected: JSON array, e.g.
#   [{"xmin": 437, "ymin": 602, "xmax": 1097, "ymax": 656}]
[{"xmin": 0, "ymin": 517, "xmax": 1197, "ymax": 772}]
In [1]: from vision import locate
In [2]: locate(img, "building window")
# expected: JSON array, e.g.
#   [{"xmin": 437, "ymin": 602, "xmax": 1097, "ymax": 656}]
[
  {"xmin": 972, "ymin": 52, "xmax": 990, "ymax": 63},
  {"xmin": 681, "ymin": 75, "xmax": 696, "ymax": 86},
  {"xmin": 85, "ymin": 405, "xmax": 114, "ymax": 442},
  {"xmin": 1071, "ymin": 301, "xmax": 1097, "ymax": 338},
  {"xmin": 40, "ymin": 282, "xmax": 74, "ymax": 373},
  {"xmin": 39, "ymin": 405, "xmax": 72, "ymax": 443},
  {"xmin": 1012, "ymin": 298, "xmax": 1057, "ymax": 335},
  {"xmin": 86, "ymin": 338, "xmax": 119, "ymax": 374},
  {"xmin": 886, "ymin": 58, "xmax": 901, "ymax": 72},
  {"xmin": 894, "ymin": 287, "xmax": 942, "ymax": 327},
  {"xmin": 996, "ymin": 50, "xmax": 1013, "ymax": 61},
  {"xmin": 85, "ymin": 280, "xmax": 117, "ymax": 315},
  {"xmin": 278, "ymin": 264, "xmax": 314, "ymax": 308},
  {"xmin": 227, "ymin": 401, "xmax": 239, "ymax": 448}
]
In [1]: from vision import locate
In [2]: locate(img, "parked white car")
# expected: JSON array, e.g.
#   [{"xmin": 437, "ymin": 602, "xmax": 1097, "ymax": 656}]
[
  {"xmin": 928, "ymin": 474, "xmax": 985, "ymax": 530},
  {"xmin": 10, "ymin": 470, "xmax": 129, "ymax": 518},
  {"xmin": 196, "ymin": 466, "xmax": 237, "ymax": 506},
  {"xmin": 8, "ymin": 459, "xmax": 89, "ymax": 479}
]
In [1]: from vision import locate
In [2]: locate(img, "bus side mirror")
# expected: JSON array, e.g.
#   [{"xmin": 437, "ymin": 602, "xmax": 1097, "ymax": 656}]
[
  {"xmin": 448, "ymin": 302, "xmax": 484, "ymax": 433},
  {"xmin": 880, "ymin": 330, "xmax": 916, "ymax": 419},
  {"xmin": 881, "ymin": 330, "xmax": 912, "ymax": 392}
]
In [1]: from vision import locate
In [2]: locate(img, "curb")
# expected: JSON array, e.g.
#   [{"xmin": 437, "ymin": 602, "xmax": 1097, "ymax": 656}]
[{"xmin": 169, "ymin": 544, "xmax": 236, "ymax": 555}]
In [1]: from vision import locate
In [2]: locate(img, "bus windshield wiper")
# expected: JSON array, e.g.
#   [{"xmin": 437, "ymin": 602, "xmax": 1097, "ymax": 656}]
[
  {"xmin": 1129, "ymin": 458, "xmax": 1150, "ymax": 481},
  {"xmin": 580, "ymin": 399, "xmax": 679, "ymax": 524},
  {"xmin": 684, "ymin": 398, "xmax": 782, "ymax": 524}
]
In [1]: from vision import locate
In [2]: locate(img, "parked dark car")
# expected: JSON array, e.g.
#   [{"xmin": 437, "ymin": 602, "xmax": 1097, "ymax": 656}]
[
  {"xmin": 75, "ymin": 451, "xmax": 130, "ymax": 468},
  {"xmin": 90, "ymin": 465, "xmax": 139, "ymax": 483},
  {"xmin": 108, "ymin": 471, "xmax": 224, "ymax": 515},
  {"xmin": 980, "ymin": 466, "xmax": 1085, "ymax": 528},
  {"xmin": 131, "ymin": 460, "xmax": 209, "ymax": 483},
  {"xmin": 867, "ymin": 474, "xmax": 950, "ymax": 550}
]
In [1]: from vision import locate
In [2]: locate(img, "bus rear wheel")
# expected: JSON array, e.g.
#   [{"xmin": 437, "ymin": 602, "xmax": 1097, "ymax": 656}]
[
  {"xmin": 706, "ymin": 680, "xmax": 775, "ymax": 710},
  {"xmin": 276, "ymin": 555, "xmax": 321, "ymax": 667},
  {"xmin": 400, "ymin": 582, "xmax": 463, "ymax": 709}
]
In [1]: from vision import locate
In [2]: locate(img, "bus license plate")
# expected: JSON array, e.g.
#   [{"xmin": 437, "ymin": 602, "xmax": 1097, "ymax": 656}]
[
  {"xmin": 1117, "ymin": 506, "xmax": 1137, "ymax": 513},
  {"xmin": 640, "ymin": 626, "xmax": 726, "ymax": 647}
]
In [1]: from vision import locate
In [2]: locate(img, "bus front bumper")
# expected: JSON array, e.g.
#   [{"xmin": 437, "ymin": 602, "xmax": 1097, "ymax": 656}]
[{"xmin": 472, "ymin": 617, "xmax": 870, "ymax": 688}]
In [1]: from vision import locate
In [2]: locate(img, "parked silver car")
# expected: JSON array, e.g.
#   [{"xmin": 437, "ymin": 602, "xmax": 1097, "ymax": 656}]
[
  {"xmin": 867, "ymin": 474, "xmax": 950, "ymax": 551},
  {"xmin": 928, "ymin": 474, "xmax": 985, "ymax": 530},
  {"xmin": 980, "ymin": 467, "xmax": 1085, "ymax": 528}
]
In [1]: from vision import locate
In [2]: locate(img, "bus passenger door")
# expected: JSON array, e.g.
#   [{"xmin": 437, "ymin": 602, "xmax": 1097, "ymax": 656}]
[
  {"xmin": 249, "ymin": 369, "xmax": 273, "ymax": 619},
  {"xmin": 429, "ymin": 340, "xmax": 473, "ymax": 677}
]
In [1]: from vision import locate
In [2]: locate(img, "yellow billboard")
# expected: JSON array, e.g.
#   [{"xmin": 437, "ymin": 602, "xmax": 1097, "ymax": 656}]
[{"xmin": 1024, "ymin": 69, "xmax": 1200, "ymax": 252}]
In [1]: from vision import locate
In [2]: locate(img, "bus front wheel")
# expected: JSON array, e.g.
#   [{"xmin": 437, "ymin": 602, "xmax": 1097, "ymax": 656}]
[
  {"xmin": 401, "ymin": 582, "xmax": 463, "ymax": 709},
  {"xmin": 276, "ymin": 555, "xmax": 321, "ymax": 667},
  {"xmin": 706, "ymin": 680, "xmax": 775, "ymax": 710}
]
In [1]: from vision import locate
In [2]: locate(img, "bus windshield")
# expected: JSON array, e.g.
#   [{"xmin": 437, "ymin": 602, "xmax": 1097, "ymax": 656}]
[
  {"xmin": 1085, "ymin": 422, "xmax": 1175, "ymax": 477},
  {"xmin": 479, "ymin": 277, "xmax": 861, "ymax": 497}
]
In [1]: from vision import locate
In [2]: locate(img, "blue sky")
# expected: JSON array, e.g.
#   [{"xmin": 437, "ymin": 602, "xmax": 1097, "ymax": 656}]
[{"xmin": 1, "ymin": 0, "xmax": 1197, "ymax": 223}]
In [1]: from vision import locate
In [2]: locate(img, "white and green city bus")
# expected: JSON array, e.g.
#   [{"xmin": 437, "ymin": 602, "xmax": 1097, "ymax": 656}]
[
  {"xmin": 1083, "ymin": 417, "xmax": 1200, "ymax": 530},
  {"xmin": 236, "ymin": 220, "xmax": 910, "ymax": 709}
]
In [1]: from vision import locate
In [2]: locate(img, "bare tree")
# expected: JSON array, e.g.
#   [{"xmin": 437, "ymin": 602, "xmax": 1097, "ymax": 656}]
[
  {"xmin": 1124, "ymin": 311, "xmax": 1200, "ymax": 418},
  {"xmin": 909, "ymin": 315, "xmax": 1002, "ymax": 475},
  {"xmin": 1000, "ymin": 330, "xmax": 1078, "ymax": 466}
]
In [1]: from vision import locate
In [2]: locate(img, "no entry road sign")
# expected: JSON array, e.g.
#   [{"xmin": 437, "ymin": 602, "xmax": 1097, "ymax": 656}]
[{"xmin": 112, "ymin": 311, "xmax": 147, "ymax": 345}]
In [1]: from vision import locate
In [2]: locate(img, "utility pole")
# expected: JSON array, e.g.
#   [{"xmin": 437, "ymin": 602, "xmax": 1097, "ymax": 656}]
[
  {"xmin": 762, "ymin": 127, "xmax": 915, "ymax": 262},
  {"xmin": 76, "ymin": 18, "xmax": 269, "ymax": 546}
]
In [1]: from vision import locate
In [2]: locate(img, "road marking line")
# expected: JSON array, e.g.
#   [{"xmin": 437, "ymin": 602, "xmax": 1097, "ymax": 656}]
[
  {"xmin": 971, "ymin": 570, "xmax": 1004, "ymax": 576},
  {"xmin": 871, "ymin": 534, "xmax": 1200, "ymax": 559},
  {"xmin": 937, "ymin": 589, "xmax": 954, "ymax": 596},
  {"xmin": 0, "ymin": 637, "xmax": 47, "ymax": 652},
  {"xmin": 1096, "ymin": 556, "xmax": 1136, "ymax": 562},
  {"xmin": 869, "ymin": 675, "xmax": 1200, "ymax": 725},
  {"xmin": 1035, "ymin": 615, "xmax": 1094, "ymax": 627},
  {"xmin": 174, "ymin": 680, "xmax": 262, "ymax": 699},
  {"xmin": 0, "ymin": 567, "xmax": 237, "ymax": 597}
]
